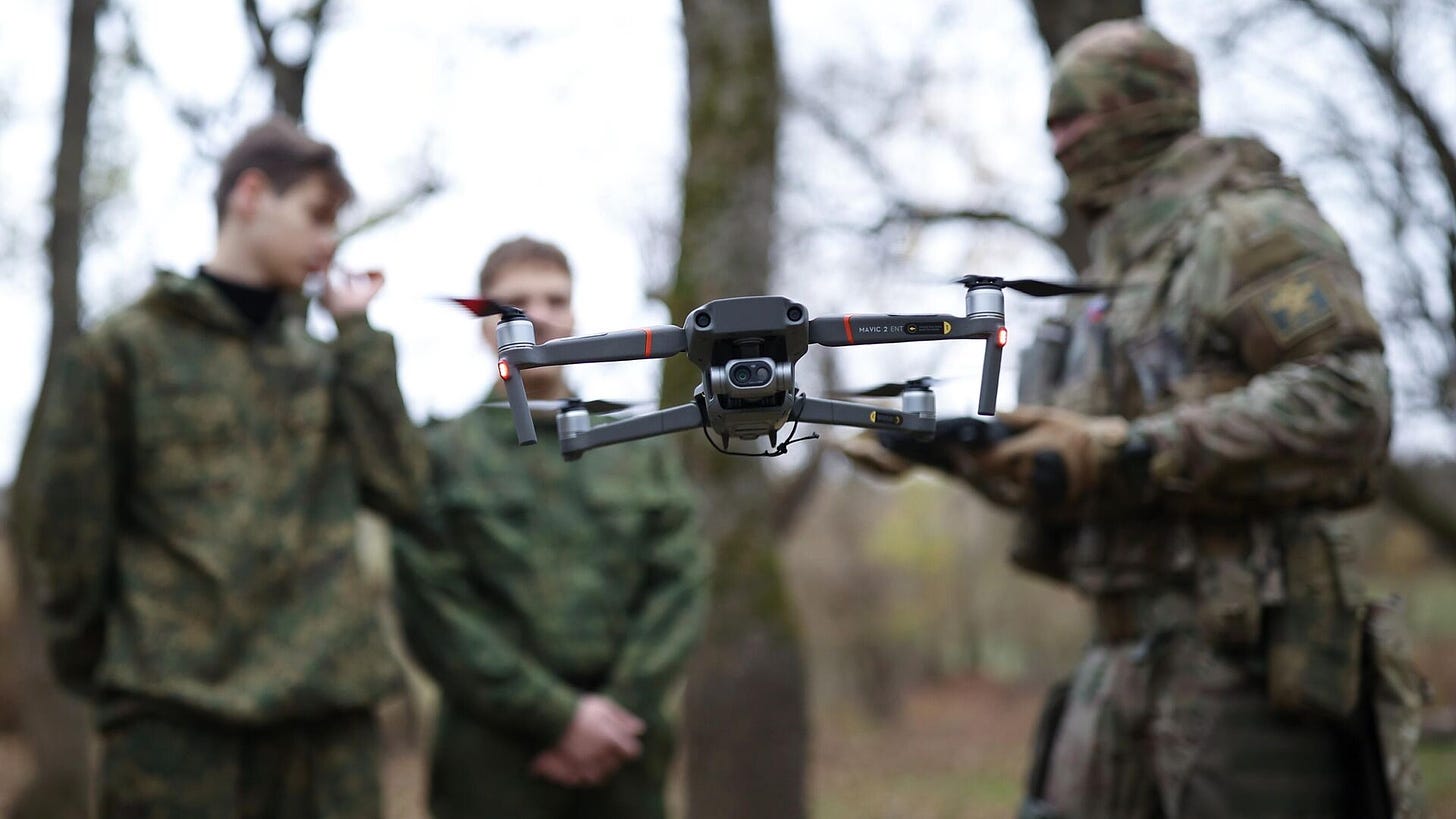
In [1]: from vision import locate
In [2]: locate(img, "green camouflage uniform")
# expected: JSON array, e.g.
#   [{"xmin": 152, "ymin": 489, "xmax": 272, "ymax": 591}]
[
  {"xmin": 393, "ymin": 402, "xmax": 707, "ymax": 819},
  {"xmin": 1009, "ymin": 20, "xmax": 1427, "ymax": 819},
  {"xmin": 17, "ymin": 270, "xmax": 428, "ymax": 818}
]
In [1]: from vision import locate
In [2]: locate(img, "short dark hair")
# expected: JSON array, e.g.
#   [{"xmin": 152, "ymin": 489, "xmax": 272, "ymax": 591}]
[
  {"xmin": 213, "ymin": 115, "xmax": 353, "ymax": 224},
  {"xmin": 478, "ymin": 236, "xmax": 573, "ymax": 294}
]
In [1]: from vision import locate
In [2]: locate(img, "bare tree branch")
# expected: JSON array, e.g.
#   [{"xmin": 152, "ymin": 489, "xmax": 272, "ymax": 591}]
[
  {"xmin": 243, "ymin": 0, "xmax": 331, "ymax": 120},
  {"xmin": 1287, "ymin": 0, "xmax": 1456, "ymax": 229},
  {"xmin": 338, "ymin": 173, "xmax": 444, "ymax": 245}
]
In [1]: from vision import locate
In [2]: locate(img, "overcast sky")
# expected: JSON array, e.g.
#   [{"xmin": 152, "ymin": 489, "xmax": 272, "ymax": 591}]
[{"xmin": 2, "ymin": 0, "xmax": 1452, "ymax": 483}]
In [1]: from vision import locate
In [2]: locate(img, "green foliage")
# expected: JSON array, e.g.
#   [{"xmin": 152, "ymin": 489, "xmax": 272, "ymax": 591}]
[{"xmin": 1418, "ymin": 745, "xmax": 1456, "ymax": 810}]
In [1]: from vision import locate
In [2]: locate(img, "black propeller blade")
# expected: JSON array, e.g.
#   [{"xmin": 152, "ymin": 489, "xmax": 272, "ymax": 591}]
[
  {"xmin": 486, "ymin": 398, "xmax": 641, "ymax": 414},
  {"xmin": 441, "ymin": 296, "xmax": 526, "ymax": 318},
  {"xmin": 953, "ymin": 275, "xmax": 1114, "ymax": 298},
  {"xmin": 834, "ymin": 376, "xmax": 947, "ymax": 398}
]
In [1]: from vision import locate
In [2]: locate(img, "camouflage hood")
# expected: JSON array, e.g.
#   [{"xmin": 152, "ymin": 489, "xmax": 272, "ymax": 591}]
[{"xmin": 1048, "ymin": 19, "xmax": 1201, "ymax": 210}]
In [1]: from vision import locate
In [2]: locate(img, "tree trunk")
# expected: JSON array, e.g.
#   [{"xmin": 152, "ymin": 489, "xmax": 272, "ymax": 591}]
[
  {"xmin": 243, "ymin": 0, "xmax": 330, "ymax": 121},
  {"xmin": 1027, "ymin": 0, "xmax": 1143, "ymax": 54},
  {"xmin": 671, "ymin": 1, "xmax": 807, "ymax": 817},
  {"xmin": 1026, "ymin": 0, "xmax": 1143, "ymax": 271},
  {"xmin": 5, "ymin": 2, "xmax": 105, "ymax": 817}
]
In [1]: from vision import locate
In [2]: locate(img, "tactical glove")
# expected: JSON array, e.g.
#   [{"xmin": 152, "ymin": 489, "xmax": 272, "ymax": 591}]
[
  {"xmin": 840, "ymin": 418, "xmax": 1064, "ymax": 508},
  {"xmin": 981, "ymin": 406, "xmax": 1132, "ymax": 503}
]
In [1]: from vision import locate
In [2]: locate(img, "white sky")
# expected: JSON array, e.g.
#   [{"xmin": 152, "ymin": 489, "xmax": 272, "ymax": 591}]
[{"xmin": 1, "ymin": 0, "xmax": 1452, "ymax": 483}]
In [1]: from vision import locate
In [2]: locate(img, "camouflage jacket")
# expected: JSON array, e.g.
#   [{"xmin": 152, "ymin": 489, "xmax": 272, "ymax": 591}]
[
  {"xmin": 17, "ymin": 270, "xmax": 428, "ymax": 722},
  {"xmin": 393, "ymin": 402, "xmax": 707, "ymax": 749},
  {"xmin": 1016, "ymin": 132, "xmax": 1389, "ymax": 588}
]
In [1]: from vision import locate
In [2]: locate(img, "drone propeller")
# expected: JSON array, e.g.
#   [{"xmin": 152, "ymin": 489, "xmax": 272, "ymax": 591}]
[
  {"xmin": 486, "ymin": 398, "xmax": 642, "ymax": 414},
  {"xmin": 953, "ymin": 275, "xmax": 1114, "ymax": 298},
  {"xmin": 441, "ymin": 296, "xmax": 526, "ymax": 318},
  {"xmin": 833, "ymin": 376, "xmax": 950, "ymax": 398}
]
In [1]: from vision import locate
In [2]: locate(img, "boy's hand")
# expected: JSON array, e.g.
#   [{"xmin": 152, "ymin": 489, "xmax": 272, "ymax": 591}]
[{"xmin": 321, "ymin": 268, "xmax": 384, "ymax": 318}]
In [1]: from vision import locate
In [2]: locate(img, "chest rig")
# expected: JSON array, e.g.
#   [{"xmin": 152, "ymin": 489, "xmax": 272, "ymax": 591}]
[{"xmin": 1016, "ymin": 139, "xmax": 1367, "ymax": 716}]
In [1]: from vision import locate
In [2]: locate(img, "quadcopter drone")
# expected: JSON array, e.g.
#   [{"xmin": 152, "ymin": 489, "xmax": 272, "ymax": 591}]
[{"xmin": 449, "ymin": 275, "xmax": 1106, "ymax": 460}]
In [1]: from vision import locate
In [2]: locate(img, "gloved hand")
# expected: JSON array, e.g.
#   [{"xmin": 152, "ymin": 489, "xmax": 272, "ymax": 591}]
[
  {"xmin": 839, "ymin": 417, "xmax": 1014, "ymax": 478},
  {"xmin": 838, "ymin": 429, "xmax": 915, "ymax": 478},
  {"xmin": 838, "ymin": 418, "xmax": 1030, "ymax": 508},
  {"xmin": 979, "ymin": 406, "xmax": 1130, "ymax": 504}
]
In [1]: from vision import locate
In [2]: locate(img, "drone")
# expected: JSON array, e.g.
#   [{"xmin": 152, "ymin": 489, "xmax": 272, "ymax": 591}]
[{"xmin": 448, "ymin": 275, "xmax": 1107, "ymax": 460}]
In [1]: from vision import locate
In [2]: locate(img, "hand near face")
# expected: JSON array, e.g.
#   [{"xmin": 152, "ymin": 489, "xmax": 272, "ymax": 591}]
[{"xmin": 320, "ymin": 268, "xmax": 384, "ymax": 318}]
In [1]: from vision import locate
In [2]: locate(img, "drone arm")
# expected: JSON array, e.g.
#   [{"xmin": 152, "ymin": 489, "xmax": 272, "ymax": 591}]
[
  {"xmin": 512, "ymin": 326, "xmax": 688, "ymax": 368},
  {"xmin": 807, "ymin": 314, "xmax": 1001, "ymax": 347},
  {"xmin": 559, "ymin": 403, "xmax": 706, "ymax": 459},
  {"xmin": 790, "ymin": 396, "xmax": 935, "ymax": 436},
  {"xmin": 979, "ymin": 338, "xmax": 1003, "ymax": 416},
  {"xmin": 498, "ymin": 362, "xmax": 538, "ymax": 446}
]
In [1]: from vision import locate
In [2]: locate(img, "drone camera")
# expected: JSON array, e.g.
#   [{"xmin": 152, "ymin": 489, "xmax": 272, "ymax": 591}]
[{"xmin": 711, "ymin": 357, "xmax": 791, "ymax": 399}]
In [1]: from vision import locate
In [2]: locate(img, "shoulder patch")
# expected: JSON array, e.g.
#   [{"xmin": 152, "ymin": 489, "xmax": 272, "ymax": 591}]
[{"xmin": 1254, "ymin": 268, "xmax": 1336, "ymax": 347}]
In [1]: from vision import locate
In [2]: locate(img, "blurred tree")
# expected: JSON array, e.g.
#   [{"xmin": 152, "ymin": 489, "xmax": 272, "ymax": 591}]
[
  {"xmin": 1026, "ymin": 0, "xmax": 1143, "ymax": 270},
  {"xmin": 668, "ymin": 1, "xmax": 810, "ymax": 817},
  {"xmin": 5, "ymin": 0, "xmax": 108, "ymax": 814},
  {"xmin": 239, "ymin": 0, "xmax": 443, "ymax": 239},
  {"xmin": 243, "ymin": 0, "xmax": 330, "ymax": 122}
]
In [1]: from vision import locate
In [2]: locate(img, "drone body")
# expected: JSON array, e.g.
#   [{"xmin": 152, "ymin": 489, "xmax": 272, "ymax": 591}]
[{"xmin": 479, "ymin": 279, "xmax": 1029, "ymax": 459}]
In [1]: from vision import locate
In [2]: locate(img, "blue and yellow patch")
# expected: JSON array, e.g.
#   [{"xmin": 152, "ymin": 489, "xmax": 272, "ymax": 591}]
[{"xmin": 1257, "ymin": 268, "xmax": 1335, "ymax": 347}]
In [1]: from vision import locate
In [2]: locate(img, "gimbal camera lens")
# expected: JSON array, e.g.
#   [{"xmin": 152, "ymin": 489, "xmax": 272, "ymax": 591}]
[{"xmin": 727, "ymin": 360, "xmax": 775, "ymax": 389}]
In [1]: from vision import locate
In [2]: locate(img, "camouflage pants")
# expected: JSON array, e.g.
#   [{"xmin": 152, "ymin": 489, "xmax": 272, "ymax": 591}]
[
  {"xmin": 99, "ymin": 708, "xmax": 378, "ymax": 819},
  {"xmin": 1041, "ymin": 633, "xmax": 1350, "ymax": 819},
  {"xmin": 429, "ymin": 700, "xmax": 671, "ymax": 819}
]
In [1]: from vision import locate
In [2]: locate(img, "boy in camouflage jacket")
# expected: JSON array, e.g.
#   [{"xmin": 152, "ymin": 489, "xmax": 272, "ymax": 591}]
[{"xmin": 16, "ymin": 115, "xmax": 428, "ymax": 818}]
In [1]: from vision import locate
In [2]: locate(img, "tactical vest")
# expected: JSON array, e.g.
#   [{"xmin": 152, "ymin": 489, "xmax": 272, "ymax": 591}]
[{"xmin": 1015, "ymin": 134, "xmax": 1386, "ymax": 719}]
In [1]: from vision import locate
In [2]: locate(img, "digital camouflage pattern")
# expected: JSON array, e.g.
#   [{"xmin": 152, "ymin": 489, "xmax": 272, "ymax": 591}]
[
  {"xmin": 17, "ymin": 269, "xmax": 428, "ymax": 722},
  {"xmin": 1009, "ymin": 20, "xmax": 1426, "ymax": 818},
  {"xmin": 393, "ymin": 401, "xmax": 707, "ymax": 819},
  {"xmin": 99, "ymin": 709, "xmax": 378, "ymax": 819},
  {"xmin": 1048, "ymin": 19, "xmax": 1201, "ymax": 209}
]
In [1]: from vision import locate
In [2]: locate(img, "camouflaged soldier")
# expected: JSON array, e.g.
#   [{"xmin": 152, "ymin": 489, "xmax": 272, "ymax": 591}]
[
  {"xmin": 15, "ymin": 115, "xmax": 429, "ymax": 818},
  {"xmin": 852, "ymin": 19, "xmax": 1428, "ymax": 819},
  {"xmin": 393, "ymin": 237, "xmax": 708, "ymax": 819}
]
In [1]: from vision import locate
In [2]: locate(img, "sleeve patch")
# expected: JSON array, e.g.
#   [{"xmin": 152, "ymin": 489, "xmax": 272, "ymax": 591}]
[{"xmin": 1256, "ymin": 269, "xmax": 1336, "ymax": 347}]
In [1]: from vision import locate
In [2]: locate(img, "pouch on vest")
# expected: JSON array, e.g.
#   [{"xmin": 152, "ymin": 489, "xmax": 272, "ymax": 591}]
[
  {"xmin": 1265, "ymin": 522, "xmax": 1361, "ymax": 719},
  {"xmin": 1192, "ymin": 524, "xmax": 1263, "ymax": 649},
  {"xmin": 1019, "ymin": 319, "xmax": 1071, "ymax": 407}
]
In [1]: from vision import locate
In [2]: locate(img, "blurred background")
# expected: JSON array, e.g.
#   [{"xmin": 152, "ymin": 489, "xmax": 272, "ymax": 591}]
[{"xmin": 1, "ymin": 0, "xmax": 1454, "ymax": 816}]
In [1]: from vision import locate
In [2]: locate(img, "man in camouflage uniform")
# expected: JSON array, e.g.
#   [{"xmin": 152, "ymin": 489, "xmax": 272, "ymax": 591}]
[
  {"xmin": 393, "ymin": 236, "xmax": 708, "ymax": 819},
  {"xmin": 15, "ymin": 116, "xmax": 428, "ymax": 818},
  {"xmin": 849, "ymin": 19, "xmax": 1426, "ymax": 819}
]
